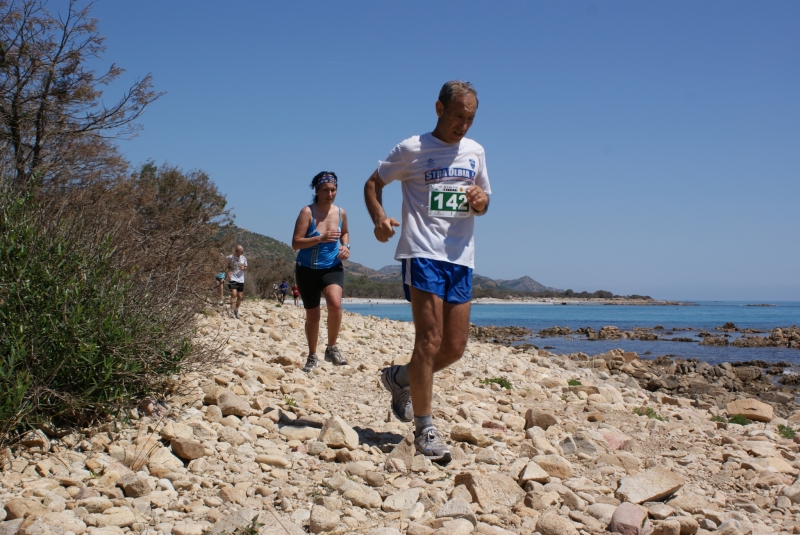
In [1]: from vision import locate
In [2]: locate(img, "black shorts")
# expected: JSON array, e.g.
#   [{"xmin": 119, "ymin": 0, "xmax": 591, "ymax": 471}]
[
  {"xmin": 228, "ymin": 281, "xmax": 244, "ymax": 292},
  {"xmin": 295, "ymin": 263, "xmax": 344, "ymax": 309}
]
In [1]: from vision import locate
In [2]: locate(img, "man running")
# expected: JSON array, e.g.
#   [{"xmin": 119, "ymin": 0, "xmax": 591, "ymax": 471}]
[
  {"xmin": 364, "ymin": 81, "xmax": 491, "ymax": 463},
  {"xmin": 279, "ymin": 280, "xmax": 289, "ymax": 305},
  {"xmin": 226, "ymin": 245, "xmax": 247, "ymax": 319}
]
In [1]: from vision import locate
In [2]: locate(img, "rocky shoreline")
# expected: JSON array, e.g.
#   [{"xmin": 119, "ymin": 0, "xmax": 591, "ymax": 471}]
[{"xmin": 2, "ymin": 301, "xmax": 800, "ymax": 534}]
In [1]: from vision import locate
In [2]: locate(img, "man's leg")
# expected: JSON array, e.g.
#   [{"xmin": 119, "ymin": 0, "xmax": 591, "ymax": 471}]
[
  {"xmin": 406, "ymin": 287, "xmax": 470, "ymax": 416},
  {"xmin": 236, "ymin": 289, "xmax": 243, "ymax": 312},
  {"xmin": 229, "ymin": 288, "xmax": 237, "ymax": 316}
]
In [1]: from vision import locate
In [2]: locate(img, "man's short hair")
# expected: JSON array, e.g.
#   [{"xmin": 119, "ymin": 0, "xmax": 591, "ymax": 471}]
[{"xmin": 438, "ymin": 80, "xmax": 478, "ymax": 108}]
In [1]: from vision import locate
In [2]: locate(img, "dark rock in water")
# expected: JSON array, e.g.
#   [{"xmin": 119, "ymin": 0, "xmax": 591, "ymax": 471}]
[
  {"xmin": 539, "ymin": 326, "xmax": 572, "ymax": 337},
  {"xmin": 716, "ymin": 322, "xmax": 738, "ymax": 332},
  {"xmin": 653, "ymin": 325, "xmax": 664, "ymax": 330},
  {"xmin": 470, "ymin": 324, "xmax": 530, "ymax": 345},
  {"xmin": 733, "ymin": 366, "xmax": 761, "ymax": 381},
  {"xmin": 700, "ymin": 336, "xmax": 728, "ymax": 346},
  {"xmin": 780, "ymin": 374, "xmax": 800, "ymax": 386}
]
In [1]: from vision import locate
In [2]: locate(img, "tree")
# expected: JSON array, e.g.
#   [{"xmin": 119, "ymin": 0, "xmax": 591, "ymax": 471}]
[{"xmin": 0, "ymin": 0, "xmax": 161, "ymax": 190}]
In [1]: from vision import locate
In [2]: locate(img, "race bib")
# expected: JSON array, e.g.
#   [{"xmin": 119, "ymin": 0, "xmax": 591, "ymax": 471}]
[{"xmin": 428, "ymin": 184, "xmax": 471, "ymax": 218}]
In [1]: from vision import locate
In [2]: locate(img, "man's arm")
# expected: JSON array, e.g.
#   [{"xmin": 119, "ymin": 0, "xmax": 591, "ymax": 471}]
[{"xmin": 364, "ymin": 170, "xmax": 400, "ymax": 242}]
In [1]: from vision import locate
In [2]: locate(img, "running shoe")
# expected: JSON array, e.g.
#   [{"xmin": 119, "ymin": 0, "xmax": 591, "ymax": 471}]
[
  {"xmin": 234, "ymin": 309, "xmax": 240, "ymax": 319},
  {"xmin": 302, "ymin": 353, "xmax": 318, "ymax": 373},
  {"xmin": 414, "ymin": 426, "xmax": 451, "ymax": 463},
  {"xmin": 229, "ymin": 310, "xmax": 236, "ymax": 319},
  {"xmin": 380, "ymin": 366, "xmax": 413, "ymax": 423},
  {"xmin": 324, "ymin": 345, "xmax": 347, "ymax": 366}
]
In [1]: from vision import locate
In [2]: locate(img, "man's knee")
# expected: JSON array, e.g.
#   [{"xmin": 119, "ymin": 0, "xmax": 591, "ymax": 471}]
[{"xmin": 414, "ymin": 328, "xmax": 442, "ymax": 357}]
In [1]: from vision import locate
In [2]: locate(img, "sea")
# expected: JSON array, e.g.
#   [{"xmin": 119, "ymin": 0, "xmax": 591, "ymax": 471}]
[{"xmin": 341, "ymin": 301, "xmax": 800, "ymax": 366}]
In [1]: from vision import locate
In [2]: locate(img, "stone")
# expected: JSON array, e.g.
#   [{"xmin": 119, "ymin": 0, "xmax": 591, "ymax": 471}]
[
  {"xmin": 255, "ymin": 454, "xmax": 291, "ymax": 468},
  {"xmin": 616, "ymin": 468, "xmax": 685, "ymax": 504},
  {"xmin": 435, "ymin": 518, "xmax": 474, "ymax": 535},
  {"xmin": 342, "ymin": 489, "xmax": 382, "ymax": 509},
  {"xmin": 116, "ymin": 474, "xmax": 151, "ymax": 498},
  {"xmin": 18, "ymin": 512, "xmax": 87, "ymax": 535},
  {"xmin": 436, "ymin": 499, "xmax": 477, "ymax": 526},
  {"xmin": 207, "ymin": 508, "xmax": 305, "ymax": 535},
  {"xmin": 598, "ymin": 429, "xmax": 633, "ymax": 451},
  {"xmin": 76, "ymin": 497, "xmax": 114, "ymax": 514},
  {"xmin": 95, "ymin": 507, "xmax": 135, "ymax": 527},
  {"xmin": 608, "ymin": 502, "xmax": 651, "ymax": 535},
  {"xmin": 532, "ymin": 455, "xmax": 573, "ymax": 479},
  {"xmin": 535, "ymin": 512, "xmax": 579, "ymax": 535},
  {"xmin": 453, "ymin": 472, "xmax": 525, "ymax": 513},
  {"xmin": 382, "ymin": 488, "xmax": 421, "ymax": 512},
  {"xmin": 651, "ymin": 520, "xmax": 681, "ymax": 535},
  {"xmin": 587, "ymin": 503, "xmax": 618, "ymax": 525},
  {"xmin": 173, "ymin": 522, "xmax": 209, "ymax": 535},
  {"xmin": 525, "ymin": 409, "xmax": 557, "ymax": 430},
  {"xmin": 279, "ymin": 426, "xmax": 319, "ymax": 442},
  {"xmin": 644, "ymin": 502, "xmax": 676, "ymax": 520},
  {"xmin": 171, "ymin": 439, "xmax": 206, "ymax": 461},
  {"xmin": 568, "ymin": 511, "xmax": 604, "ymax": 532},
  {"xmin": 0, "ymin": 520, "xmax": 24, "ymax": 535},
  {"xmin": 4, "ymin": 499, "xmax": 48, "ymax": 520},
  {"xmin": 309, "ymin": 505, "xmax": 339, "ymax": 533},
  {"xmin": 450, "ymin": 425, "xmax": 493, "ymax": 447},
  {"xmin": 147, "ymin": 446, "xmax": 184, "ymax": 471},
  {"xmin": 665, "ymin": 515, "xmax": 699, "ymax": 535},
  {"xmin": 365, "ymin": 471, "xmax": 384, "ymax": 487},
  {"xmin": 726, "ymin": 398, "xmax": 774, "ymax": 423},
  {"xmin": 217, "ymin": 390, "xmax": 251, "ymax": 417},
  {"xmin": 666, "ymin": 493, "xmax": 711, "ymax": 514},
  {"xmin": 318, "ymin": 416, "xmax": 359, "ymax": 450},
  {"xmin": 518, "ymin": 461, "xmax": 550, "ymax": 484}
]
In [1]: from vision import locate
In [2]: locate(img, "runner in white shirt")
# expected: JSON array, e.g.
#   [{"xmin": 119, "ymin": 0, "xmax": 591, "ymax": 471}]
[
  {"xmin": 225, "ymin": 245, "xmax": 247, "ymax": 319},
  {"xmin": 364, "ymin": 81, "xmax": 491, "ymax": 463}
]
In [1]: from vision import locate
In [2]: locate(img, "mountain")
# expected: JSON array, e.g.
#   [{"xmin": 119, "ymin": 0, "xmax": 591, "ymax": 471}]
[{"xmin": 225, "ymin": 225, "xmax": 560, "ymax": 294}]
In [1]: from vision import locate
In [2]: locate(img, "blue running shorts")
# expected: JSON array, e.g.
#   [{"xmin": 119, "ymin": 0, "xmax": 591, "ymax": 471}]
[{"xmin": 401, "ymin": 258, "xmax": 472, "ymax": 304}]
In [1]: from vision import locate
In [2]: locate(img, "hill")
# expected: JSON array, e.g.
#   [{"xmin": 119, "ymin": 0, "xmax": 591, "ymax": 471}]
[{"xmin": 224, "ymin": 225, "xmax": 566, "ymax": 297}]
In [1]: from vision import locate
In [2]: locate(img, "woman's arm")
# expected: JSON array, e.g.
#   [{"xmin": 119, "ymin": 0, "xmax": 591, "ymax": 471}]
[{"xmin": 338, "ymin": 208, "xmax": 350, "ymax": 260}]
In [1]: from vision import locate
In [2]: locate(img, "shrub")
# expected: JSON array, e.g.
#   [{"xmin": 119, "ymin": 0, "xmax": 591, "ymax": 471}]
[
  {"xmin": 710, "ymin": 415, "xmax": 727, "ymax": 423},
  {"xmin": 567, "ymin": 379, "xmax": 582, "ymax": 386},
  {"xmin": 727, "ymin": 414, "xmax": 750, "ymax": 426},
  {"xmin": 481, "ymin": 377, "xmax": 513, "ymax": 390},
  {"xmin": 778, "ymin": 424, "xmax": 796, "ymax": 439},
  {"xmin": 0, "ymin": 169, "xmax": 226, "ymax": 446},
  {"xmin": 633, "ymin": 406, "xmax": 667, "ymax": 421}
]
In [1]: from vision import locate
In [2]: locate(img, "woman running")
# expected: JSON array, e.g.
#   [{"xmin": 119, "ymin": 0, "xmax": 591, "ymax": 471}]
[{"xmin": 291, "ymin": 171, "xmax": 350, "ymax": 372}]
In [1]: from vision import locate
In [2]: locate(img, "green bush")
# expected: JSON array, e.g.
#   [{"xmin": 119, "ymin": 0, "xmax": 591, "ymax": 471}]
[
  {"xmin": 633, "ymin": 406, "xmax": 667, "ymax": 421},
  {"xmin": 727, "ymin": 414, "xmax": 750, "ymax": 426},
  {"xmin": 481, "ymin": 377, "xmax": 513, "ymax": 390},
  {"xmin": 778, "ymin": 424, "xmax": 795, "ymax": 439},
  {"xmin": 0, "ymin": 192, "xmax": 199, "ymax": 444},
  {"xmin": 567, "ymin": 379, "xmax": 582, "ymax": 386}
]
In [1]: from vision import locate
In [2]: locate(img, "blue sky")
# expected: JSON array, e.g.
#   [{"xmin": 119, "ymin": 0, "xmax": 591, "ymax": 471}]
[{"xmin": 89, "ymin": 1, "xmax": 800, "ymax": 301}]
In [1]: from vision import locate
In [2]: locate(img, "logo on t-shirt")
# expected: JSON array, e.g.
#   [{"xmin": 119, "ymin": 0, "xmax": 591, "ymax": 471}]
[
  {"xmin": 469, "ymin": 159, "xmax": 476, "ymax": 169},
  {"xmin": 426, "ymin": 158, "xmax": 435, "ymax": 168},
  {"xmin": 424, "ymin": 167, "xmax": 476, "ymax": 183}
]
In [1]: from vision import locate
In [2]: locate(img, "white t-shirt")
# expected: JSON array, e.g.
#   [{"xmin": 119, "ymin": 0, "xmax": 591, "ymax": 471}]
[
  {"xmin": 226, "ymin": 254, "xmax": 247, "ymax": 283},
  {"xmin": 377, "ymin": 133, "xmax": 491, "ymax": 268}
]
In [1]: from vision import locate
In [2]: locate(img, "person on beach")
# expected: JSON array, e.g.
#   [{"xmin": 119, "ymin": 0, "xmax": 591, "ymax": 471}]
[
  {"xmin": 225, "ymin": 245, "xmax": 247, "ymax": 319},
  {"xmin": 272, "ymin": 282, "xmax": 280, "ymax": 302},
  {"xmin": 214, "ymin": 253, "xmax": 226, "ymax": 305},
  {"xmin": 292, "ymin": 171, "xmax": 351, "ymax": 372},
  {"xmin": 279, "ymin": 279, "xmax": 289, "ymax": 305},
  {"xmin": 364, "ymin": 81, "xmax": 491, "ymax": 463},
  {"xmin": 292, "ymin": 282, "xmax": 300, "ymax": 306}
]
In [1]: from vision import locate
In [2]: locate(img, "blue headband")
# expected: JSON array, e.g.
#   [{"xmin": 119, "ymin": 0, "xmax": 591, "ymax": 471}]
[{"xmin": 317, "ymin": 174, "xmax": 337, "ymax": 187}]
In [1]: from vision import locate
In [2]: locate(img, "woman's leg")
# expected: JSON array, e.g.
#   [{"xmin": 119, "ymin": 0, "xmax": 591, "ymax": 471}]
[
  {"xmin": 321, "ymin": 284, "xmax": 342, "ymax": 346},
  {"xmin": 305, "ymin": 307, "xmax": 321, "ymax": 355}
]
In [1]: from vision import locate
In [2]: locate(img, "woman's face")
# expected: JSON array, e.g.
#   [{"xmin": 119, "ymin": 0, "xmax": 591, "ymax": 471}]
[{"xmin": 317, "ymin": 182, "xmax": 337, "ymax": 203}]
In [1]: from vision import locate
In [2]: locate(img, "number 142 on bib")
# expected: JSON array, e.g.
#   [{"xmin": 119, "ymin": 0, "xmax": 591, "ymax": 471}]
[{"xmin": 428, "ymin": 184, "xmax": 471, "ymax": 218}]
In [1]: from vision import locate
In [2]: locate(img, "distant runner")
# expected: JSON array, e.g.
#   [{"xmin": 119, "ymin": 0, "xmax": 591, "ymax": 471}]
[
  {"xmin": 364, "ymin": 81, "xmax": 491, "ymax": 463},
  {"xmin": 292, "ymin": 282, "xmax": 300, "ymax": 306},
  {"xmin": 225, "ymin": 245, "xmax": 247, "ymax": 319},
  {"xmin": 292, "ymin": 171, "xmax": 351, "ymax": 372},
  {"xmin": 279, "ymin": 279, "xmax": 289, "ymax": 305}
]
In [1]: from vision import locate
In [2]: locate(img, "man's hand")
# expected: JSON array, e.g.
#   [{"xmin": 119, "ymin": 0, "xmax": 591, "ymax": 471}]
[
  {"xmin": 374, "ymin": 217, "xmax": 400, "ymax": 242},
  {"xmin": 466, "ymin": 185, "xmax": 488, "ymax": 213}
]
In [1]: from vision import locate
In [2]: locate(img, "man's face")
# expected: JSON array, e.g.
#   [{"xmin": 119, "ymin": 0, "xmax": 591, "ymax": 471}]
[
  {"xmin": 235, "ymin": 246, "xmax": 243, "ymax": 256},
  {"xmin": 317, "ymin": 183, "xmax": 337, "ymax": 203},
  {"xmin": 435, "ymin": 93, "xmax": 478, "ymax": 144}
]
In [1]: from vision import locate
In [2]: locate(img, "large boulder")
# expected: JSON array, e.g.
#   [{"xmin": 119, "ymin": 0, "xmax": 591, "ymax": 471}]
[
  {"xmin": 453, "ymin": 472, "xmax": 524, "ymax": 513},
  {"xmin": 525, "ymin": 409, "xmax": 557, "ymax": 430},
  {"xmin": 608, "ymin": 502, "xmax": 652, "ymax": 535},
  {"xmin": 318, "ymin": 415, "xmax": 359, "ymax": 450},
  {"xmin": 217, "ymin": 390, "xmax": 251, "ymax": 417},
  {"xmin": 726, "ymin": 398, "xmax": 774, "ymax": 423},
  {"xmin": 616, "ymin": 468, "xmax": 685, "ymax": 504}
]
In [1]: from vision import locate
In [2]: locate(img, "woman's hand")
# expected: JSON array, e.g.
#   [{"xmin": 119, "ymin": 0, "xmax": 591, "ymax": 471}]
[
  {"xmin": 337, "ymin": 245, "xmax": 350, "ymax": 260},
  {"xmin": 320, "ymin": 229, "xmax": 341, "ymax": 243}
]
